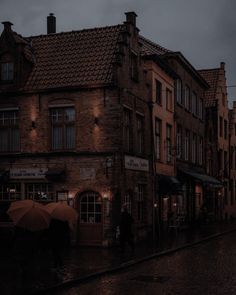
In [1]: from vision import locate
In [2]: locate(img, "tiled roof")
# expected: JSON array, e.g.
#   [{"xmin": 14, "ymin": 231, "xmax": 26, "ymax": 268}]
[
  {"xmin": 198, "ymin": 68, "xmax": 220, "ymax": 107},
  {"xmin": 24, "ymin": 25, "xmax": 124, "ymax": 91},
  {"xmin": 139, "ymin": 35, "xmax": 172, "ymax": 56}
]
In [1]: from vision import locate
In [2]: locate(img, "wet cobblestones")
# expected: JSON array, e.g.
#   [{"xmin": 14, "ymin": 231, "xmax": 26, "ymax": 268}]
[
  {"xmin": 1, "ymin": 222, "xmax": 236, "ymax": 294},
  {"xmin": 55, "ymin": 232, "xmax": 236, "ymax": 295}
]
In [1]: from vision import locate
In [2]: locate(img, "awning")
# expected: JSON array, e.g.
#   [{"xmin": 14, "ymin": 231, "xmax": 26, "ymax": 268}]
[
  {"xmin": 178, "ymin": 168, "xmax": 223, "ymax": 188},
  {"xmin": 156, "ymin": 174, "xmax": 182, "ymax": 194},
  {"xmin": 45, "ymin": 169, "xmax": 66, "ymax": 181}
]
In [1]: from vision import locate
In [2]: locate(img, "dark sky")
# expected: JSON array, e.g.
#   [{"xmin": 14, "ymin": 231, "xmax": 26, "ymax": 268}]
[{"xmin": 1, "ymin": 0, "xmax": 235, "ymax": 106}]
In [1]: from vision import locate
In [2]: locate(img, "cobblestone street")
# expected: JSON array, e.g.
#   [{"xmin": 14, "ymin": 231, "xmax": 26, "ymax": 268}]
[{"xmin": 52, "ymin": 231, "xmax": 236, "ymax": 295}]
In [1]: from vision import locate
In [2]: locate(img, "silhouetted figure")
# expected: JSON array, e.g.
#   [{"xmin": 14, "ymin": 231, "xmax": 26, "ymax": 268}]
[
  {"xmin": 49, "ymin": 219, "xmax": 70, "ymax": 270},
  {"xmin": 119, "ymin": 205, "xmax": 135, "ymax": 253}
]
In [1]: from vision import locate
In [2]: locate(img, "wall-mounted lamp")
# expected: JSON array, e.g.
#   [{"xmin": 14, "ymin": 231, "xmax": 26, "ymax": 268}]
[
  {"xmin": 94, "ymin": 117, "xmax": 99, "ymax": 125},
  {"xmin": 31, "ymin": 121, "xmax": 36, "ymax": 129}
]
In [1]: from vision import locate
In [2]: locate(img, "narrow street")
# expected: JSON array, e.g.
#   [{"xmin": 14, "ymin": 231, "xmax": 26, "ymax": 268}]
[{"xmin": 51, "ymin": 231, "xmax": 236, "ymax": 295}]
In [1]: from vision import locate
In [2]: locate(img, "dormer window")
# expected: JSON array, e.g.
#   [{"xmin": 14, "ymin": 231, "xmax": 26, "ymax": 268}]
[{"xmin": 1, "ymin": 62, "xmax": 14, "ymax": 81}]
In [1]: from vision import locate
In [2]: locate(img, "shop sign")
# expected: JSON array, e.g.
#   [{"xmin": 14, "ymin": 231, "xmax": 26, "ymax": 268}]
[
  {"xmin": 10, "ymin": 168, "xmax": 48, "ymax": 179},
  {"xmin": 80, "ymin": 168, "xmax": 96, "ymax": 180},
  {"xmin": 125, "ymin": 155, "xmax": 149, "ymax": 172}
]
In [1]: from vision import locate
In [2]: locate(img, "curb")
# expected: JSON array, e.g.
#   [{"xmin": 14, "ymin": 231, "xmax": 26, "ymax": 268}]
[{"xmin": 32, "ymin": 227, "xmax": 236, "ymax": 294}]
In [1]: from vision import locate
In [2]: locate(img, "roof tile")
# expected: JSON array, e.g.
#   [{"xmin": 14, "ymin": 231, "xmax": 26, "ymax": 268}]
[{"xmin": 24, "ymin": 25, "xmax": 124, "ymax": 90}]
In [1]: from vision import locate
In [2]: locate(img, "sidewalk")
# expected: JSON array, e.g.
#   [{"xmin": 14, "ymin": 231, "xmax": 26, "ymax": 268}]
[{"xmin": 1, "ymin": 220, "xmax": 236, "ymax": 295}]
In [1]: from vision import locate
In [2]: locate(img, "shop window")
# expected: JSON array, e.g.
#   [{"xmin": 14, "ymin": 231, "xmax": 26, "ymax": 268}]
[
  {"xmin": 0, "ymin": 183, "xmax": 21, "ymax": 201},
  {"xmin": 0, "ymin": 110, "xmax": 20, "ymax": 152},
  {"xmin": 50, "ymin": 107, "xmax": 75, "ymax": 150},
  {"xmin": 80, "ymin": 191, "xmax": 102, "ymax": 223},
  {"xmin": 25, "ymin": 183, "xmax": 54, "ymax": 201}
]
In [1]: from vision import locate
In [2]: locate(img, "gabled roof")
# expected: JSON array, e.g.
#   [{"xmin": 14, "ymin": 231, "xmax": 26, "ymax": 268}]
[
  {"xmin": 23, "ymin": 25, "xmax": 125, "ymax": 91},
  {"xmin": 140, "ymin": 35, "xmax": 209, "ymax": 89},
  {"xmin": 198, "ymin": 68, "xmax": 220, "ymax": 107},
  {"xmin": 139, "ymin": 35, "xmax": 171, "ymax": 56}
]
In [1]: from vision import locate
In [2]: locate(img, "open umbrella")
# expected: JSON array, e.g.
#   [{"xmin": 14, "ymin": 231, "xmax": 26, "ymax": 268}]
[
  {"xmin": 7, "ymin": 200, "xmax": 51, "ymax": 232},
  {"xmin": 45, "ymin": 202, "xmax": 78, "ymax": 227}
]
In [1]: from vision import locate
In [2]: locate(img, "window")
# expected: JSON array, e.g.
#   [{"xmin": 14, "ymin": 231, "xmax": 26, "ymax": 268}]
[
  {"xmin": 136, "ymin": 114, "xmax": 144, "ymax": 154},
  {"xmin": 156, "ymin": 80, "xmax": 162, "ymax": 105},
  {"xmin": 185, "ymin": 85, "xmax": 191, "ymax": 111},
  {"xmin": 192, "ymin": 133, "xmax": 196, "ymax": 163},
  {"xmin": 50, "ymin": 107, "xmax": 75, "ymax": 150},
  {"xmin": 224, "ymin": 120, "xmax": 228, "ymax": 140},
  {"xmin": 235, "ymin": 147, "xmax": 236, "ymax": 171},
  {"xmin": 199, "ymin": 98, "xmax": 203, "ymax": 120},
  {"xmin": 137, "ymin": 184, "xmax": 145, "ymax": 222},
  {"xmin": 124, "ymin": 193, "xmax": 132, "ymax": 214},
  {"xmin": 177, "ymin": 125, "xmax": 182, "ymax": 159},
  {"xmin": 80, "ymin": 191, "xmax": 102, "ymax": 223},
  {"xmin": 0, "ymin": 110, "xmax": 20, "ymax": 152},
  {"xmin": 219, "ymin": 149, "xmax": 223, "ymax": 171},
  {"xmin": 1, "ymin": 62, "xmax": 14, "ymax": 81},
  {"xmin": 176, "ymin": 79, "xmax": 182, "ymax": 104},
  {"xmin": 130, "ymin": 52, "xmax": 138, "ymax": 81},
  {"xmin": 155, "ymin": 118, "xmax": 161, "ymax": 160},
  {"xmin": 166, "ymin": 88, "xmax": 173, "ymax": 111},
  {"xmin": 124, "ymin": 108, "xmax": 132, "ymax": 152},
  {"xmin": 219, "ymin": 116, "xmax": 223, "ymax": 137},
  {"xmin": 224, "ymin": 151, "xmax": 228, "ymax": 176},
  {"xmin": 26, "ymin": 183, "xmax": 54, "ymax": 201},
  {"xmin": 199, "ymin": 137, "xmax": 203, "ymax": 165},
  {"xmin": 0, "ymin": 183, "xmax": 21, "ymax": 201},
  {"xmin": 166, "ymin": 124, "xmax": 172, "ymax": 163},
  {"xmin": 192, "ymin": 92, "xmax": 197, "ymax": 116},
  {"xmin": 185, "ymin": 130, "xmax": 190, "ymax": 161}
]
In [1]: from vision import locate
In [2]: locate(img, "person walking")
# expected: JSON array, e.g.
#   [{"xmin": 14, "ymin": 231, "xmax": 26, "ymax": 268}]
[{"xmin": 119, "ymin": 204, "xmax": 135, "ymax": 253}]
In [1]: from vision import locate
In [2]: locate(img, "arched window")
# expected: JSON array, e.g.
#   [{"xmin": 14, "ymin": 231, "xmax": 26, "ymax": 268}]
[{"xmin": 80, "ymin": 191, "xmax": 102, "ymax": 223}]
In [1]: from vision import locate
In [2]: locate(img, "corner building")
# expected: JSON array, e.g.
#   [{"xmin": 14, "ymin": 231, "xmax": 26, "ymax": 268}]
[{"xmin": 0, "ymin": 13, "xmax": 152, "ymax": 246}]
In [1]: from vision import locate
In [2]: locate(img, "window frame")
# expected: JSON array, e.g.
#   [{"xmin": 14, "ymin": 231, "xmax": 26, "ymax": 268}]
[
  {"xmin": 136, "ymin": 113, "xmax": 144, "ymax": 154},
  {"xmin": 0, "ymin": 109, "xmax": 20, "ymax": 152},
  {"xmin": 50, "ymin": 107, "xmax": 76, "ymax": 151},
  {"xmin": 1, "ymin": 62, "xmax": 14, "ymax": 81}
]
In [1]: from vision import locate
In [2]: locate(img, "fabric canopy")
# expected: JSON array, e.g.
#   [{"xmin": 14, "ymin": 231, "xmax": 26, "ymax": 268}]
[{"xmin": 178, "ymin": 168, "xmax": 223, "ymax": 188}]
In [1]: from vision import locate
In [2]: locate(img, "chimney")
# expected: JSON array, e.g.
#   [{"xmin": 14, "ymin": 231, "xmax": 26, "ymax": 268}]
[
  {"xmin": 125, "ymin": 11, "xmax": 137, "ymax": 26},
  {"xmin": 47, "ymin": 13, "xmax": 56, "ymax": 34},
  {"xmin": 220, "ymin": 62, "xmax": 225, "ymax": 70},
  {"xmin": 2, "ymin": 21, "xmax": 13, "ymax": 31}
]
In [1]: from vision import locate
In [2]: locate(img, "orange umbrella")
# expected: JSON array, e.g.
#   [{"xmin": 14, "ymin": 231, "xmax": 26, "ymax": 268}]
[
  {"xmin": 45, "ymin": 202, "xmax": 78, "ymax": 227},
  {"xmin": 7, "ymin": 200, "xmax": 51, "ymax": 232}
]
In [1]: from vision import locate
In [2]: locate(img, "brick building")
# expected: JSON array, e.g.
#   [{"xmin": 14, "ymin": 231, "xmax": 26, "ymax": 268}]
[
  {"xmin": 0, "ymin": 12, "xmax": 153, "ymax": 246},
  {"xmin": 199, "ymin": 63, "xmax": 229, "ymax": 220},
  {"xmin": 140, "ymin": 38, "xmax": 181, "ymax": 230},
  {"xmin": 139, "ymin": 35, "xmax": 222, "ymax": 225}
]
